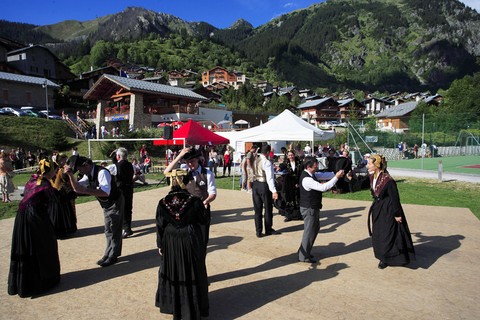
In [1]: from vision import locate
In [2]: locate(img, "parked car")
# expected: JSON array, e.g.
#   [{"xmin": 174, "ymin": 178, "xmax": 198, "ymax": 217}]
[
  {"xmin": 1, "ymin": 107, "xmax": 28, "ymax": 117},
  {"xmin": 23, "ymin": 109, "xmax": 46, "ymax": 118},
  {"xmin": 0, "ymin": 109, "xmax": 15, "ymax": 116},
  {"xmin": 39, "ymin": 110, "xmax": 63, "ymax": 120}
]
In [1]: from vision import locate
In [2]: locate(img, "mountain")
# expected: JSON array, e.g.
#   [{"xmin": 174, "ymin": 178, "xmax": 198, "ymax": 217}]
[
  {"xmin": 213, "ymin": 0, "xmax": 480, "ymax": 91},
  {"xmin": 1, "ymin": 1, "xmax": 479, "ymax": 92}
]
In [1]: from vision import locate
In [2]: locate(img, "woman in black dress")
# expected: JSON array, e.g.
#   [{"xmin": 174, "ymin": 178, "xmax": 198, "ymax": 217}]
[
  {"xmin": 50, "ymin": 153, "xmax": 77, "ymax": 238},
  {"xmin": 367, "ymin": 154, "xmax": 416, "ymax": 269},
  {"xmin": 155, "ymin": 169, "xmax": 209, "ymax": 319},
  {"xmin": 8, "ymin": 159, "xmax": 61, "ymax": 297},
  {"xmin": 283, "ymin": 150, "xmax": 302, "ymax": 221}
]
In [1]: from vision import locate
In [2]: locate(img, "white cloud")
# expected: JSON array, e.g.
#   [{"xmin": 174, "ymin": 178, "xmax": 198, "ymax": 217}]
[
  {"xmin": 460, "ymin": 0, "xmax": 480, "ymax": 11},
  {"xmin": 283, "ymin": 2, "xmax": 295, "ymax": 8}
]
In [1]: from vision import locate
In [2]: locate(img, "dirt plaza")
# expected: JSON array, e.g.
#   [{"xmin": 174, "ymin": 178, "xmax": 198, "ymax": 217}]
[{"xmin": 1, "ymin": 187, "xmax": 479, "ymax": 320}]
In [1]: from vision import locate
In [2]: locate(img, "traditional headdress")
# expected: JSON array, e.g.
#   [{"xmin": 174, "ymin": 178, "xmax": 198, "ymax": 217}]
[
  {"xmin": 370, "ymin": 154, "xmax": 387, "ymax": 172},
  {"xmin": 37, "ymin": 159, "xmax": 57, "ymax": 185},
  {"xmin": 165, "ymin": 169, "xmax": 189, "ymax": 189}
]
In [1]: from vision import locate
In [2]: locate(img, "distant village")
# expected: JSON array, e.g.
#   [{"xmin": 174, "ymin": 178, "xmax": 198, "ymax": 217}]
[{"xmin": 0, "ymin": 37, "xmax": 443, "ymax": 138}]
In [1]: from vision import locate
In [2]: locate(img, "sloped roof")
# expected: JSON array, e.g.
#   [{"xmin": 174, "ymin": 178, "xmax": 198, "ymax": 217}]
[
  {"xmin": 375, "ymin": 101, "xmax": 418, "ymax": 118},
  {"xmin": 297, "ymin": 97, "xmax": 337, "ymax": 109},
  {"xmin": 216, "ymin": 109, "xmax": 335, "ymax": 144},
  {"xmin": 83, "ymin": 74, "xmax": 208, "ymax": 101},
  {"xmin": 0, "ymin": 71, "xmax": 59, "ymax": 87}
]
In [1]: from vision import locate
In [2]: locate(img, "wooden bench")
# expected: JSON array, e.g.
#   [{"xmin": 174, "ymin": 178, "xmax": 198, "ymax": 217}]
[{"xmin": 151, "ymin": 165, "xmax": 164, "ymax": 173}]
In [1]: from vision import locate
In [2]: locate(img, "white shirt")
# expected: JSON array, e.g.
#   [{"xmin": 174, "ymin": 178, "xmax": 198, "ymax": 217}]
[
  {"xmin": 260, "ymin": 155, "xmax": 277, "ymax": 193},
  {"xmin": 78, "ymin": 166, "xmax": 112, "ymax": 195},
  {"xmin": 301, "ymin": 170, "xmax": 338, "ymax": 192}
]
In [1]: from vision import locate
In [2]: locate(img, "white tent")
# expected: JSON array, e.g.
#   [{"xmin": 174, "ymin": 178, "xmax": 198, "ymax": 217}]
[{"xmin": 217, "ymin": 109, "xmax": 335, "ymax": 150}]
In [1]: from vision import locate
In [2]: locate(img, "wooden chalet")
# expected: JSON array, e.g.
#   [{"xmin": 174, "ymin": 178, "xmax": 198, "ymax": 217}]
[
  {"xmin": 83, "ymin": 74, "xmax": 208, "ymax": 137},
  {"xmin": 297, "ymin": 97, "xmax": 339, "ymax": 125}
]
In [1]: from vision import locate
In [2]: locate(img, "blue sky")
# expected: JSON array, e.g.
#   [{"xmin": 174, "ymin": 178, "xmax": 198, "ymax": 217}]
[
  {"xmin": 1, "ymin": 0, "xmax": 325, "ymax": 29},
  {"xmin": 1, "ymin": 1, "xmax": 479, "ymax": 29}
]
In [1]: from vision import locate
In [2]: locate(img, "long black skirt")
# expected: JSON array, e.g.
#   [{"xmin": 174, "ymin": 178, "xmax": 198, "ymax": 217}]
[
  {"xmin": 8, "ymin": 204, "xmax": 60, "ymax": 297},
  {"xmin": 155, "ymin": 223, "xmax": 208, "ymax": 319},
  {"xmin": 49, "ymin": 196, "xmax": 77, "ymax": 238}
]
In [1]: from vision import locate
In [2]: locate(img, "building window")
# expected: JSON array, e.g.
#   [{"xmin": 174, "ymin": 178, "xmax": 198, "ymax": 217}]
[
  {"xmin": 3, "ymin": 89, "xmax": 8, "ymax": 103},
  {"xmin": 26, "ymin": 91, "xmax": 32, "ymax": 104}
]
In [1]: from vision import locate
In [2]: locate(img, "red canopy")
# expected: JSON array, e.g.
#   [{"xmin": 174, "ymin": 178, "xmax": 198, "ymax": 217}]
[{"xmin": 153, "ymin": 120, "xmax": 229, "ymax": 146}]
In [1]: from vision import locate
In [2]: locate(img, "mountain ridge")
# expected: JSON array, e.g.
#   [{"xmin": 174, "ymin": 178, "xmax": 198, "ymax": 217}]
[{"xmin": 1, "ymin": 1, "xmax": 479, "ymax": 92}]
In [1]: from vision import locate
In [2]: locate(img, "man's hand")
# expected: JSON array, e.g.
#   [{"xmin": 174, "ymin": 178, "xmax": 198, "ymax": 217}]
[
  {"xmin": 335, "ymin": 169, "xmax": 345, "ymax": 179},
  {"xmin": 272, "ymin": 192, "xmax": 279, "ymax": 200},
  {"xmin": 179, "ymin": 147, "xmax": 192, "ymax": 157}
]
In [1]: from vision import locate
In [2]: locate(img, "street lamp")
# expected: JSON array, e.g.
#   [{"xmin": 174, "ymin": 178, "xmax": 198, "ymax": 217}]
[{"xmin": 42, "ymin": 79, "xmax": 49, "ymax": 119}]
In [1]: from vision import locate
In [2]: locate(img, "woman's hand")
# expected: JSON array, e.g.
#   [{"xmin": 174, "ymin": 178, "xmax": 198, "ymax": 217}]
[
  {"xmin": 158, "ymin": 248, "xmax": 163, "ymax": 256},
  {"xmin": 395, "ymin": 216, "xmax": 403, "ymax": 223}
]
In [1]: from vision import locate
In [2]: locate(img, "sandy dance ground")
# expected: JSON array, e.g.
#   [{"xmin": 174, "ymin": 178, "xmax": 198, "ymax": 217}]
[{"xmin": 1, "ymin": 187, "xmax": 480, "ymax": 320}]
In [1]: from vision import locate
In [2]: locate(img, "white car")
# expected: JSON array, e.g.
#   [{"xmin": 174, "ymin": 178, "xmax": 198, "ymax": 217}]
[
  {"xmin": 39, "ymin": 110, "xmax": 63, "ymax": 120},
  {"xmin": 1, "ymin": 107, "xmax": 28, "ymax": 117}
]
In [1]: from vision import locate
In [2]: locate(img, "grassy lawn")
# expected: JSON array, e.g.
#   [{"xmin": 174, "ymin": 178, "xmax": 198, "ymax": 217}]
[
  {"xmin": 2, "ymin": 172, "xmax": 479, "ymax": 221},
  {"xmin": 388, "ymin": 155, "xmax": 480, "ymax": 174}
]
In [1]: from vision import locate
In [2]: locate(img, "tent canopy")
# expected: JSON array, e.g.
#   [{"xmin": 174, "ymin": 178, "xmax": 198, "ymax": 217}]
[
  {"xmin": 217, "ymin": 109, "xmax": 334, "ymax": 144},
  {"xmin": 154, "ymin": 119, "xmax": 229, "ymax": 146}
]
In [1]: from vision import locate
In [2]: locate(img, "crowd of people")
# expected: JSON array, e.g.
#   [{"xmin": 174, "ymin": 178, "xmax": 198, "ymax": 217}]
[{"xmin": 5, "ymin": 141, "xmax": 416, "ymax": 320}]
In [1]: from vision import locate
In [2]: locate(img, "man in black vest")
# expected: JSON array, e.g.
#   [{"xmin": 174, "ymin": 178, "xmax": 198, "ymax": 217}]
[
  {"xmin": 65, "ymin": 156, "xmax": 122, "ymax": 267},
  {"xmin": 298, "ymin": 156, "xmax": 344, "ymax": 263},
  {"xmin": 114, "ymin": 148, "xmax": 135, "ymax": 238},
  {"xmin": 164, "ymin": 147, "xmax": 217, "ymax": 248},
  {"xmin": 252, "ymin": 144, "xmax": 279, "ymax": 238}
]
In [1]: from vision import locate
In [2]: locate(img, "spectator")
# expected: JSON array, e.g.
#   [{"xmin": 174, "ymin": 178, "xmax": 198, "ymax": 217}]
[
  {"xmin": 143, "ymin": 153, "xmax": 151, "ymax": 174},
  {"xmin": 1, "ymin": 150, "xmax": 15, "ymax": 203},
  {"xmin": 223, "ymin": 146, "xmax": 232, "ymax": 177},
  {"xmin": 132, "ymin": 159, "xmax": 147, "ymax": 185}
]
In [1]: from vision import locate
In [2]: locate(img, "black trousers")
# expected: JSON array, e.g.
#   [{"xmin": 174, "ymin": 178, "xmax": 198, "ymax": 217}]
[
  {"xmin": 120, "ymin": 187, "xmax": 134, "ymax": 231},
  {"xmin": 252, "ymin": 181, "xmax": 273, "ymax": 234}
]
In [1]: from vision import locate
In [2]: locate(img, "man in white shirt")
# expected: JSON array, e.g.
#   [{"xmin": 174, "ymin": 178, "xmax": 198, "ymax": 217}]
[
  {"xmin": 298, "ymin": 156, "xmax": 344, "ymax": 263},
  {"xmin": 65, "ymin": 156, "xmax": 122, "ymax": 267},
  {"xmin": 252, "ymin": 145, "xmax": 279, "ymax": 238}
]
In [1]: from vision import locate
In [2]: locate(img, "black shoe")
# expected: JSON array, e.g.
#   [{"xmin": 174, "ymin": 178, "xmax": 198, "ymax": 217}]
[
  {"xmin": 122, "ymin": 229, "xmax": 133, "ymax": 238},
  {"xmin": 266, "ymin": 229, "xmax": 281, "ymax": 235},
  {"xmin": 96, "ymin": 256, "xmax": 108, "ymax": 266},
  {"xmin": 100, "ymin": 257, "xmax": 118, "ymax": 267},
  {"xmin": 256, "ymin": 232, "xmax": 263, "ymax": 238},
  {"xmin": 378, "ymin": 261, "xmax": 388, "ymax": 269},
  {"xmin": 299, "ymin": 258, "xmax": 317, "ymax": 263},
  {"xmin": 284, "ymin": 217, "xmax": 291, "ymax": 222}
]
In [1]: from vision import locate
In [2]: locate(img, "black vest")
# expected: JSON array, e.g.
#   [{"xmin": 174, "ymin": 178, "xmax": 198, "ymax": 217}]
[
  {"xmin": 299, "ymin": 170, "xmax": 323, "ymax": 210},
  {"xmin": 115, "ymin": 160, "xmax": 134, "ymax": 190},
  {"xmin": 185, "ymin": 166, "xmax": 209, "ymax": 201},
  {"xmin": 90, "ymin": 165, "xmax": 119, "ymax": 208}
]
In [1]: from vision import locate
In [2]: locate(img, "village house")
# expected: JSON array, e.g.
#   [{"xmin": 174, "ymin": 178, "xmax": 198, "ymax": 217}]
[
  {"xmin": 202, "ymin": 66, "xmax": 247, "ymax": 89},
  {"xmin": 0, "ymin": 71, "xmax": 59, "ymax": 109},
  {"xmin": 362, "ymin": 96, "xmax": 394, "ymax": 116},
  {"xmin": 297, "ymin": 97, "xmax": 339, "ymax": 126},
  {"xmin": 6, "ymin": 45, "xmax": 75, "ymax": 82}
]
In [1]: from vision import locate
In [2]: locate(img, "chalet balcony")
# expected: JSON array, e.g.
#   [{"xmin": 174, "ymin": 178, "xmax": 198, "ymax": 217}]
[{"xmin": 104, "ymin": 105, "xmax": 130, "ymax": 117}]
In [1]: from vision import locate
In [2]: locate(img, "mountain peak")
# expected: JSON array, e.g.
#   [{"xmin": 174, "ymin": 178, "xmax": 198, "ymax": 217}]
[{"xmin": 228, "ymin": 18, "xmax": 253, "ymax": 30}]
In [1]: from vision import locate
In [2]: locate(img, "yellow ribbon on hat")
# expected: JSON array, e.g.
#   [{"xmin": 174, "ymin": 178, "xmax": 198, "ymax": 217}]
[
  {"xmin": 369, "ymin": 154, "xmax": 387, "ymax": 178},
  {"xmin": 37, "ymin": 159, "xmax": 52, "ymax": 185},
  {"xmin": 165, "ymin": 169, "xmax": 189, "ymax": 189}
]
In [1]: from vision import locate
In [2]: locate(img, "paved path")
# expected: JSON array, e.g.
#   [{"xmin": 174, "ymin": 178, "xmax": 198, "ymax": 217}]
[{"xmin": 1, "ymin": 187, "xmax": 479, "ymax": 319}]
